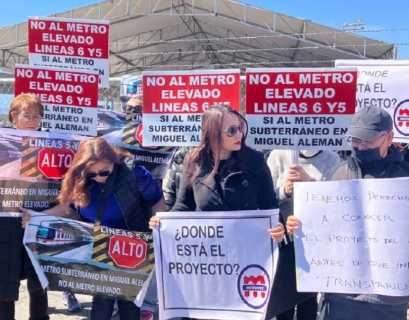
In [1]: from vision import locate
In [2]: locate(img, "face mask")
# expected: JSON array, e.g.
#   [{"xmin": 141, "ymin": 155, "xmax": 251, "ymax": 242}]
[
  {"xmin": 299, "ymin": 150, "xmax": 320, "ymax": 158},
  {"xmin": 352, "ymin": 146, "xmax": 383, "ymax": 165}
]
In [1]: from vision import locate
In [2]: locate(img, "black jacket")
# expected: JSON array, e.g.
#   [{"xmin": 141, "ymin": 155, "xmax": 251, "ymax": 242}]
[
  {"xmin": 83, "ymin": 163, "xmax": 150, "ymax": 232},
  {"xmin": 163, "ymin": 147, "xmax": 189, "ymax": 211},
  {"xmin": 171, "ymin": 147, "xmax": 279, "ymax": 212},
  {"xmin": 329, "ymin": 145, "xmax": 409, "ymax": 181}
]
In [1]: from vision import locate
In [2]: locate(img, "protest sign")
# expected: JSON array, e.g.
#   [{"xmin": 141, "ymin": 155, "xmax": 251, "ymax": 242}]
[
  {"xmin": 0, "ymin": 178, "xmax": 60, "ymax": 217},
  {"xmin": 24, "ymin": 212, "xmax": 153, "ymax": 302},
  {"xmin": 0, "ymin": 128, "xmax": 86, "ymax": 180},
  {"xmin": 294, "ymin": 177, "xmax": 409, "ymax": 296},
  {"xmin": 154, "ymin": 210, "xmax": 279, "ymax": 320},
  {"xmin": 336, "ymin": 60, "xmax": 409, "ymax": 143},
  {"xmin": 245, "ymin": 68, "xmax": 357, "ymax": 150},
  {"xmin": 0, "ymin": 125, "xmax": 172, "ymax": 182},
  {"xmin": 142, "ymin": 70, "xmax": 241, "ymax": 146},
  {"xmin": 28, "ymin": 17, "xmax": 110, "ymax": 88},
  {"xmin": 14, "ymin": 65, "xmax": 99, "ymax": 136}
]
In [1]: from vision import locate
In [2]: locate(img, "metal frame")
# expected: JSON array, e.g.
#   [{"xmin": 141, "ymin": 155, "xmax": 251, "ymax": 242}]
[{"xmin": 0, "ymin": 0, "xmax": 396, "ymax": 76}]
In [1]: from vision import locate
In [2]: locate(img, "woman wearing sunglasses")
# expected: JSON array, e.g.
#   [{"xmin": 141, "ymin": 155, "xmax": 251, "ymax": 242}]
[
  {"xmin": 151, "ymin": 104, "xmax": 284, "ymax": 238},
  {"xmin": 22, "ymin": 137, "xmax": 164, "ymax": 320},
  {"xmin": 60, "ymin": 137, "xmax": 163, "ymax": 320},
  {"xmin": 0, "ymin": 94, "xmax": 50, "ymax": 320}
]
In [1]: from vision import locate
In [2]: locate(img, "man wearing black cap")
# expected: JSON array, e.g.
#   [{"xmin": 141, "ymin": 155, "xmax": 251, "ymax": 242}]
[{"xmin": 318, "ymin": 106, "xmax": 409, "ymax": 319}]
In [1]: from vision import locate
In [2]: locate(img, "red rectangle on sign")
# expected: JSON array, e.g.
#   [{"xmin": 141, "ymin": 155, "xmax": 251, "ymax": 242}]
[
  {"xmin": 246, "ymin": 70, "xmax": 357, "ymax": 115},
  {"xmin": 28, "ymin": 18, "xmax": 109, "ymax": 59},
  {"xmin": 143, "ymin": 71, "xmax": 241, "ymax": 114},
  {"xmin": 14, "ymin": 66, "xmax": 99, "ymax": 108}
]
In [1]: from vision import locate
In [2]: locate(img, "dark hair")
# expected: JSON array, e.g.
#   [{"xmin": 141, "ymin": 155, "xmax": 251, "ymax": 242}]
[
  {"xmin": 58, "ymin": 137, "xmax": 130, "ymax": 207},
  {"xmin": 185, "ymin": 105, "xmax": 248, "ymax": 185}
]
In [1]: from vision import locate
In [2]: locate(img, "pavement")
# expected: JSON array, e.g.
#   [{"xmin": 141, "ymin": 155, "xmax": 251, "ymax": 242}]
[
  {"xmin": 16, "ymin": 281, "xmax": 94, "ymax": 320},
  {"xmin": 15, "ymin": 282, "xmax": 409, "ymax": 319}
]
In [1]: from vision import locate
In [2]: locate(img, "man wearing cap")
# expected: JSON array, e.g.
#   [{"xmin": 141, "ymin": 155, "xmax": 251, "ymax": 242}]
[{"xmin": 318, "ymin": 106, "xmax": 409, "ymax": 319}]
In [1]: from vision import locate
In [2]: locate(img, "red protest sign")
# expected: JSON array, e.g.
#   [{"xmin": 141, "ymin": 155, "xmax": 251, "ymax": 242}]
[
  {"xmin": 108, "ymin": 235, "xmax": 147, "ymax": 269},
  {"xmin": 38, "ymin": 147, "xmax": 75, "ymax": 179},
  {"xmin": 14, "ymin": 65, "xmax": 99, "ymax": 136},
  {"xmin": 28, "ymin": 17, "xmax": 110, "ymax": 88},
  {"xmin": 246, "ymin": 70, "xmax": 357, "ymax": 115},
  {"xmin": 141, "ymin": 70, "xmax": 241, "ymax": 146},
  {"xmin": 143, "ymin": 71, "xmax": 240, "ymax": 114},
  {"xmin": 245, "ymin": 68, "xmax": 357, "ymax": 150}
]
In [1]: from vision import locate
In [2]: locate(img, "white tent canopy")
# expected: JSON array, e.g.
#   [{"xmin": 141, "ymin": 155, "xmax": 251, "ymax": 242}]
[{"xmin": 0, "ymin": 0, "xmax": 396, "ymax": 77}]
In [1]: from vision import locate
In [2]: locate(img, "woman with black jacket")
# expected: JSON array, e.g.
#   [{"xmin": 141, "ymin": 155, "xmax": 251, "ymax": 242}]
[{"xmin": 151, "ymin": 105, "xmax": 284, "ymax": 240}]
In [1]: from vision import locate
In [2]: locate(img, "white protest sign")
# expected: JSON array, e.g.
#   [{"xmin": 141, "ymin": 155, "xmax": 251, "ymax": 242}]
[
  {"xmin": 28, "ymin": 17, "xmax": 110, "ymax": 88},
  {"xmin": 14, "ymin": 65, "xmax": 99, "ymax": 136},
  {"xmin": 142, "ymin": 70, "xmax": 241, "ymax": 147},
  {"xmin": 245, "ymin": 68, "xmax": 357, "ymax": 150},
  {"xmin": 154, "ymin": 210, "xmax": 279, "ymax": 320},
  {"xmin": 294, "ymin": 177, "xmax": 409, "ymax": 296},
  {"xmin": 336, "ymin": 60, "xmax": 409, "ymax": 143}
]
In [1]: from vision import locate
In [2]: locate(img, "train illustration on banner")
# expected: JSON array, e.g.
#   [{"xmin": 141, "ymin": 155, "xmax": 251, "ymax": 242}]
[{"xmin": 34, "ymin": 220, "xmax": 93, "ymax": 250}]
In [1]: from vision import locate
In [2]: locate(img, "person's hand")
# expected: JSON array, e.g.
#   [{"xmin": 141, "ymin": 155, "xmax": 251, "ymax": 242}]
[
  {"xmin": 268, "ymin": 223, "xmax": 285, "ymax": 243},
  {"xmin": 149, "ymin": 216, "xmax": 160, "ymax": 229},
  {"xmin": 286, "ymin": 215, "xmax": 300, "ymax": 235},
  {"xmin": 288, "ymin": 164, "xmax": 312, "ymax": 182},
  {"xmin": 20, "ymin": 207, "xmax": 31, "ymax": 228},
  {"xmin": 284, "ymin": 180, "xmax": 293, "ymax": 196}
]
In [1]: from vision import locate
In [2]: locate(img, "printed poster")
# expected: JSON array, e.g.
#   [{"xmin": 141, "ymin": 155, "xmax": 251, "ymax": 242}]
[
  {"xmin": 24, "ymin": 212, "xmax": 154, "ymax": 302},
  {"xmin": 154, "ymin": 209, "xmax": 279, "ymax": 320}
]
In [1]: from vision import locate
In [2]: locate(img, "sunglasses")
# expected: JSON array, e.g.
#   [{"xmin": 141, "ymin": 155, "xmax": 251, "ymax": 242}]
[
  {"xmin": 220, "ymin": 122, "xmax": 245, "ymax": 137},
  {"xmin": 126, "ymin": 105, "xmax": 143, "ymax": 113},
  {"xmin": 86, "ymin": 170, "xmax": 112, "ymax": 179}
]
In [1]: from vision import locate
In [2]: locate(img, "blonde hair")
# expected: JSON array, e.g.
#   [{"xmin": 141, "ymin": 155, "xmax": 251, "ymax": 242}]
[{"xmin": 8, "ymin": 94, "xmax": 44, "ymax": 123}]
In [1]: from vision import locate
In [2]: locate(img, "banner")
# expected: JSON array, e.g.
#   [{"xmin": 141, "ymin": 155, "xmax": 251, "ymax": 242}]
[
  {"xmin": 294, "ymin": 178, "xmax": 409, "ymax": 296},
  {"xmin": 24, "ymin": 212, "xmax": 153, "ymax": 302},
  {"xmin": 0, "ymin": 178, "xmax": 60, "ymax": 217},
  {"xmin": 14, "ymin": 65, "xmax": 99, "ymax": 136},
  {"xmin": 0, "ymin": 128, "xmax": 87, "ymax": 180},
  {"xmin": 245, "ymin": 68, "xmax": 357, "ymax": 150},
  {"xmin": 0, "ymin": 125, "xmax": 173, "ymax": 180},
  {"xmin": 154, "ymin": 210, "xmax": 279, "ymax": 320},
  {"xmin": 28, "ymin": 17, "xmax": 110, "ymax": 88},
  {"xmin": 336, "ymin": 60, "xmax": 409, "ymax": 143},
  {"xmin": 142, "ymin": 70, "xmax": 241, "ymax": 146}
]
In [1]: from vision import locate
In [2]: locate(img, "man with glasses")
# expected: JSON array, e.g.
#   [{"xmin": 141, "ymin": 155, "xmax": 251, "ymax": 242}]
[{"xmin": 318, "ymin": 106, "xmax": 409, "ymax": 320}]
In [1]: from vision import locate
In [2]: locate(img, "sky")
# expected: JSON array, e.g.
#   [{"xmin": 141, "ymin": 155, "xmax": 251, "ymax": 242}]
[{"xmin": 0, "ymin": 0, "xmax": 408, "ymax": 59}]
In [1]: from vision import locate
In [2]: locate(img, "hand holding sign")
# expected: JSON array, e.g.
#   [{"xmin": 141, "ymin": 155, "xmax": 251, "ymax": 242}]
[{"xmin": 288, "ymin": 164, "xmax": 312, "ymax": 182}]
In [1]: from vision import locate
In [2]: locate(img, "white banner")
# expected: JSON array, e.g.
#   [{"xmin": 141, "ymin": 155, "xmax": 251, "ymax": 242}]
[
  {"xmin": 294, "ymin": 177, "xmax": 409, "ymax": 296},
  {"xmin": 336, "ymin": 60, "xmax": 409, "ymax": 143},
  {"xmin": 154, "ymin": 210, "xmax": 279, "ymax": 320}
]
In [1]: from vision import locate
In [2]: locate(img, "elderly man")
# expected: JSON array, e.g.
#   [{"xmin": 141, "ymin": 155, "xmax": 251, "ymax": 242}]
[{"xmin": 317, "ymin": 106, "xmax": 409, "ymax": 320}]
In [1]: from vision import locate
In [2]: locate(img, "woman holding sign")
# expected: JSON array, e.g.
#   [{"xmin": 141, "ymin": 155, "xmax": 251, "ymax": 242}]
[
  {"xmin": 0, "ymin": 94, "xmax": 49, "ymax": 320},
  {"xmin": 150, "ymin": 104, "xmax": 284, "ymax": 238},
  {"xmin": 52, "ymin": 137, "xmax": 163, "ymax": 320}
]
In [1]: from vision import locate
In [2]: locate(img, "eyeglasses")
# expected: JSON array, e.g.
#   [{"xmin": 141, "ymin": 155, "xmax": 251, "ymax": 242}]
[
  {"xmin": 19, "ymin": 114, "xmax": 42, "ymax": 122},
  {"xmin": 86, "ymin": 170, "xmax": 112, "ymax": 179},
  {"xmin": 220, "ymin": 122, "xmax": 245, "ymax": 137},
  {"xmin": 125, "ymin": 105, "xmax": 143, "ymax": 113},
  {"xmin": 346, "ymin": 133, "xmax": 386, "ymax": 148}
]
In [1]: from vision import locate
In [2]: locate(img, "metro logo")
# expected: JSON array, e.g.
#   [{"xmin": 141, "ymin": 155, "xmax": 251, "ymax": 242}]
[
  {"xmin": 243, "ymin": 275, "xmax": 267, "ymax": 298},
  {"xmin": 237, "ymin": 264, "xmax": 270, "ymax": 310},
  {"xmin": 397, "ymin": 109, "xmax": 409, "ymax": 128},
  {"xmin": 393, "ymin": 100, "xmax": 409, "ymax": 137}
]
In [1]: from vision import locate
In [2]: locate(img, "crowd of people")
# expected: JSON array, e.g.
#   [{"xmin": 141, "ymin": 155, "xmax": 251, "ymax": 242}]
[{"xmin": 1, "ymin": 93, "xmax": 408, "ymax": 320}]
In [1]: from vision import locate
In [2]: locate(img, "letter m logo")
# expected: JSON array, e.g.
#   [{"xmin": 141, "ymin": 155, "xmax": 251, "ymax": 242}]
[{"xmin": 243, "ymin": 275, "xmax": 267, "ymax": 298}]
